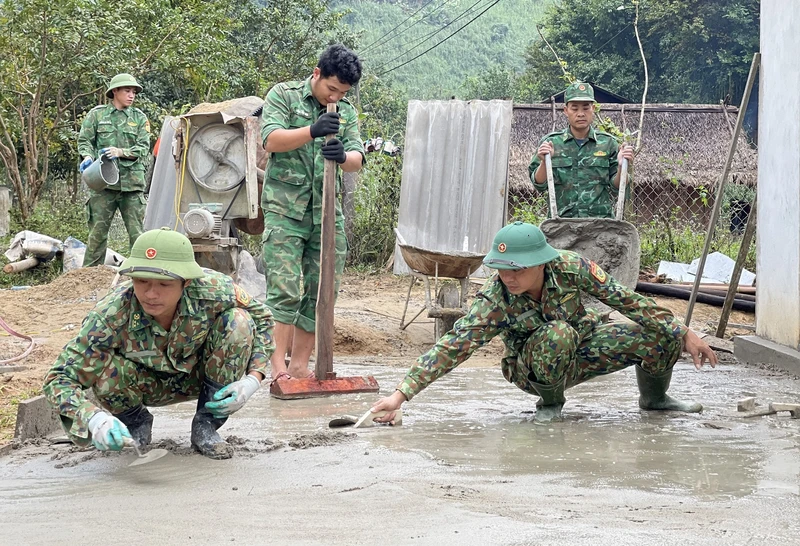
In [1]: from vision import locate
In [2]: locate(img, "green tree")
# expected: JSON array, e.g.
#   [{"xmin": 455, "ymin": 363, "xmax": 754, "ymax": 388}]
[
  {"xmin": 0, "ymin": 0, "xmax": 236, "ymax": 221},
  {"xmin": 523, "ymin": 0, "xmax": 758, "ymax": 104}
]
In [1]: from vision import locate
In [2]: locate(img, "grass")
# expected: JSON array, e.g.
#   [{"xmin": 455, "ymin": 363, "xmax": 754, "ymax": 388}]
[
  {"xmin": 637, "ymin": 214, "xmax": 756, "ymax": 272},
  {"xmin": 1, "ymin": 191, "xmax": 130, "ymax": 289},
  {"xmin": 0, "ymin": 383, "xmax": 43, "ymax": 443}
]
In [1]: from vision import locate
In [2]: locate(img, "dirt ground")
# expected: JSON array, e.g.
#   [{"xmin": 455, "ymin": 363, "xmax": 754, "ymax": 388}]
[{"xmin": 0, "ymin": 267, "xmax": 755, "ymax": 442}]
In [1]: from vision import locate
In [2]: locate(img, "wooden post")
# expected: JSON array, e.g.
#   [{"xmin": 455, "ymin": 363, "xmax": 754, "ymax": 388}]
[
  {"xmin": 685, "ymin": 52, "xmax": 760, "ymax": 326},
  {"xmin": 0, "ymin": 186, "xmax": 9, "ymax": 237},
  {"xmin": 342, "ymin": 171, "xmax": 357, "ymax": 246},
  {"xmin": 315, "ymin": 103, "xmax": 338, "ymax": 380},
  {"xmin": 716, "ymin": 194, "xmax": 758, "ymax": 337}
]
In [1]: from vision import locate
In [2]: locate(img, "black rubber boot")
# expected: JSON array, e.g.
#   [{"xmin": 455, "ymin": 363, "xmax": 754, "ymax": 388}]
[
  {"xmin": 114, "ymin": 405, "xmax": 154, "ymax": 447},
  {"xmin": 528, "ymin": 376, "xmax": 567, "ymax": 424},
  {"xmin": 635, "ymin": 365, "xmax": 702, "ymax": 413},
  {"xmin": 191, "ymin": 378, "xmax": 234, "ymax": 459}
]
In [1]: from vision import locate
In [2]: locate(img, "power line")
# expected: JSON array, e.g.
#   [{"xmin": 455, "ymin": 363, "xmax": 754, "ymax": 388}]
[
  {"xmin": 363, "ymin": 0, "xmax": 466, "ymax": 64},
  {"xmin": 376, "ymin": 0, "xmax": 501, "ymax": 77},
  {"xmin": 371, "ymin": 0, "xmax": 496, "ymax": 74},
  {"xmin": 359, "ymin": 0, "xmax": 440, "ymax": 55}
]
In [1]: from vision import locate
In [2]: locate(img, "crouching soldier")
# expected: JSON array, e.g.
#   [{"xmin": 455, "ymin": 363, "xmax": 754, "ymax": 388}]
[
  {"xmin": 43, "ymin": 228, "xmax": 274, "ymax": 459},
  {"xmin": 371, "ymin": 222, "xmax": 717, "ymax": 425}
]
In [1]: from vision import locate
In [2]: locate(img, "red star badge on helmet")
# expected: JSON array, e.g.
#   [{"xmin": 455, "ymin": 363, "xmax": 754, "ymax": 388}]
[
  {"xmin": 498, "ymin": 243, "xmax": 507, "ymax": 253},
  {"xmin": 145, "ymin": 248, "xmax": 157, "ymax": 259},
  {"xmin": 579, "ymin": 84, "xmax": 586, "ymax": 90}
]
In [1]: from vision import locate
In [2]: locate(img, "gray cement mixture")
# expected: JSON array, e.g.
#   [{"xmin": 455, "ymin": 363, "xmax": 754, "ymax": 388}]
[{"xmin": 1, "ymin": 361, "xmax": 799, "ymax": 545}]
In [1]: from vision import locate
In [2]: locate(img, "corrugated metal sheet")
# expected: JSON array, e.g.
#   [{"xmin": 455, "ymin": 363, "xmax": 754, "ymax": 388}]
[{"xmin": 394, "ymin": 100, "xmax": 512, "ymax": 276}]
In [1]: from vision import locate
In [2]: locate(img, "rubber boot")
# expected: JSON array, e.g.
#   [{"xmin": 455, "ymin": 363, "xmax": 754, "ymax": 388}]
[
  {"xmin": 635, "ymin": 365, "xmax": 702, "ymax": 413},
  {"xmin": 191, "ymin": 378, "xmax": 234, "ymax": 459},
  {"xmin": 114, "ymin": 405, "xmax": 153, "ymax": 447},
  {"xmin": 529, "ymin": 377, "xmax": 566, "ymax": 424}
]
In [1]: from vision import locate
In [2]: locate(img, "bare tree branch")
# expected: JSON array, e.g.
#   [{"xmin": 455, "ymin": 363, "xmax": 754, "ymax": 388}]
[
  {"xmin": 633, "ymin": 0, "xmax": 648, "ymax": 152},
  {"xmin": 536, "ymin": 25, "xmax": 569, "ymax": 78}
]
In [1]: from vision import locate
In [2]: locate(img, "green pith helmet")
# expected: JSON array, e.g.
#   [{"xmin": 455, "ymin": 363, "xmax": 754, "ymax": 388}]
[
  {"xmin": 483, "ymin": 222, "xmax": 559, "ymax": 270},
  {"xmin": 119, "ymin": 228, "xmax": 205, "ymax": 281},
  {"xmin": 106, "ymin": 73, "xmax": 143, "ymax": 99},
  {"xmin": 564, "ymin": 82, "xmax": 595, "ymax": 103}
]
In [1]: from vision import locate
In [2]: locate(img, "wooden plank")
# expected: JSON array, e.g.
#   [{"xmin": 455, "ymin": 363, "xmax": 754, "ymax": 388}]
[
  {"xmin": 315, "ymin": 103, "xmax": 338, "ymax": 379},
  {"xmin": 242, "ymin": 116, "xmax": 260, "ymax": 220},
  {"xmin": 270, "ymin": 376, "xmax": 380, "ymax": 400}
]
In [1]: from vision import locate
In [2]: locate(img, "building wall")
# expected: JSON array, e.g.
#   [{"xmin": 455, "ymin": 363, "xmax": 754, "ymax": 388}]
[{"xmin": 757, "ymin": 2, "xmax": 800, "ymax": 348}]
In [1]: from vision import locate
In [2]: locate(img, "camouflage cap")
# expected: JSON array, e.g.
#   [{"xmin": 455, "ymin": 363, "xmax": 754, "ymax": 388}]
[
  {"xmin": 119, "ymin": 228, "xmax": 205, "ymax": 281},
  {"xmin": 564, "ymin": 82, "xmax": 595, "ymax": 103},
  {"xmin": 106, "ymin": 73, "xmax": 143, "ymax": 99},
  {"xmin": 483, "ymin": 222, "xmax": 559, "ymax": 270}
]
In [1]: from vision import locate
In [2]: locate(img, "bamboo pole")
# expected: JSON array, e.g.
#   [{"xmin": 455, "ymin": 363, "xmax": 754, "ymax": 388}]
[
  {"xmin": 685, "ymin": 52, "xmax": 760, "ymax": 326},
  {"xmin": 716, "ymin": 194, "xmax": 758, "ymax": 337}
]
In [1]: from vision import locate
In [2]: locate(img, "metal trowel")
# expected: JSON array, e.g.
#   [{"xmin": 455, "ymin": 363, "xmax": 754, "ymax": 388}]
[
  {"xmin": 124, "ymin": 438, "xmax": 169, "ymax": 467},
  {"xmin": 328, "ymin": 409, "xmax": 402, "ymax": 429}
]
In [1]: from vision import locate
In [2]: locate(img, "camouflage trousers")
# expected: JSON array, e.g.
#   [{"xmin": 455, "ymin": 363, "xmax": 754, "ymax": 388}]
[
  {"xmin": 83, "ymin": 189, "xmax": 146, "ymax": 267},
  {"xmin": 501, "ymin": 320, "xmax": 682, "ymax": 395},
  {"xmin": 262, "ymin": 209, "xmax": 346, "ymax": 333},
  {"xmin": 93, "ymin": 308, "xmax": 254, "ymax": 417}
]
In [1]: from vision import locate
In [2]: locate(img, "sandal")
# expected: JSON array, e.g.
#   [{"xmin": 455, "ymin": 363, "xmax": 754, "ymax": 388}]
[{"xmin": 270, "ymin": 371, "xmax": 292, "ymax": 386}]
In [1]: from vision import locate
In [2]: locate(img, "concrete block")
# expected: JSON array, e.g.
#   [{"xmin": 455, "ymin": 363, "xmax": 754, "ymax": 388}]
[
  {"xmin": 14, "ymin": 395, "xmax": 62, "ymax": 440},
  {"xmin": 737, "ymin": 397, "xmax": 757, "ymax": 412},
  {"xmin": 769, "ymin": 403, "xmax": 800, "ymax": 418},
  {"xmin": 734, "ymin": 335, "xmax": 800, "ymax": 376}
]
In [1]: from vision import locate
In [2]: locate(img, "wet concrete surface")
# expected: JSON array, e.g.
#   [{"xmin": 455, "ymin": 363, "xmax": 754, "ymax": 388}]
[{"xmin": 1, "ymin": 360, "xmax": 799, "ymax": 545}]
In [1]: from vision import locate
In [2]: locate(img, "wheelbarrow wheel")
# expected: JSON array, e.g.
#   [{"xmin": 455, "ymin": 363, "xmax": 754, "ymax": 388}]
[{"xmin": 434, "ymin": 282, "xmax": 461, "ymax": 339}]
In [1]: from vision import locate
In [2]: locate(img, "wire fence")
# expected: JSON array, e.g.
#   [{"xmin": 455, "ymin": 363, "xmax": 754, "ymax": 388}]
[{"xmin": 506, "ymin": 103, "xmax": 758, "ymax": 270}]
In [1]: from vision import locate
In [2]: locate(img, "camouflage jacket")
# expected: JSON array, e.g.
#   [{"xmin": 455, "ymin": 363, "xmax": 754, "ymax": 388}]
[
  {"xmin": 77, "ymin": 104, "xmax": 151, "ymax": 192},
  {"xmin": 260, "ymin": 78, "xmax": 364, "ymax": 224},
  {"xmin": 42, "ymin": 270, "xmax": 275, "ymax": 441},
  {"xmin": 397, "ymin": 251, "xmax": 688, "ymax": 400},
  {"xmin": 528, "ymin": 127, "xmax": 626, "ymax": 218}
]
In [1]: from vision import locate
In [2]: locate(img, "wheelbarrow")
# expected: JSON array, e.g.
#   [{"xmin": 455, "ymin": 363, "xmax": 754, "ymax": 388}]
[
  {"xmin": 394, "ymin": 228, "xmax": 486, "ymax": 341},
  {"xmin": 540, "ymin": 154, "xmax": 641, "ymax": 288}
]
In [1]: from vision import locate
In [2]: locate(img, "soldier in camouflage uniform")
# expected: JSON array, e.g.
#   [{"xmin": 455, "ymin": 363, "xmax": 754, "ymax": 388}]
[
  {"xmin": 43, "ymin": 228, "xmax": 275, "ymax": 459},
  {"xmin": 260, "ymin": 44, "xmax": 365, "ymax": 381},
  {"xmin": 78, "ymin": 73, "xmax": 151, "ymax": 267},
  {"xmin": 528, "ymin": 82, "xmax": 634, "ymax": 218},
  {"xmin": 370, "ymin": 222, "xmax": 717, "ymax": 425}
]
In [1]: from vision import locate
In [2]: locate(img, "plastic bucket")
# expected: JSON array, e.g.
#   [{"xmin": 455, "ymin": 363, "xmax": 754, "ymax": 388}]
[{"xmin": 82, "ymin": 156, "xmax": 120, "ymax": 191}]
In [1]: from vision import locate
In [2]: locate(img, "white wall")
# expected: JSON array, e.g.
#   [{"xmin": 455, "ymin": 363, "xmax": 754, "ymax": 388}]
[{"xmin": 757, "ymin": 1, "xmax": 800, "ymax": 349}]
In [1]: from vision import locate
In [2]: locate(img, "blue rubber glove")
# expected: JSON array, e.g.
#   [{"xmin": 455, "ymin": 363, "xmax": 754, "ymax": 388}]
[
  {"xmin": 87, "ymin": 411, "xmax": 132, "ymax": 451},
  {"xmin": 205, "ymin": 375, "xmax": 261, "ymax": 417},
  {"xmin": 79, "ymin": 157, "xmax": 93, "ymax": 173}
]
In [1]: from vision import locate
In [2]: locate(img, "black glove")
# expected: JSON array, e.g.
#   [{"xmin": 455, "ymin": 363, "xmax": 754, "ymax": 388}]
[
  {"xmin": 321, "ymin": 138, "xmax": 347, "ymax": 164},
  {"xmin": 310, "ymin": 112, "xmax": 340, "ymax": 138}
]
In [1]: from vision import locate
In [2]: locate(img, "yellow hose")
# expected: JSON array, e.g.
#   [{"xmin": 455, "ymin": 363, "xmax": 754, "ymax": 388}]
[{"xmin": 174, "ymin": 118, "xmax": 191, "ymax": 230}]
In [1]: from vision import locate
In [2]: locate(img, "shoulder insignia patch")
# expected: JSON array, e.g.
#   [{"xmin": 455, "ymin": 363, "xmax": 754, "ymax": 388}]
[
  {"xmin": 588, "ymin": 261, "xmax": 607, "ymax": 283},
  {"xmin": 234, "ymin": 284, "xmax": 251, "ymax": 306}
]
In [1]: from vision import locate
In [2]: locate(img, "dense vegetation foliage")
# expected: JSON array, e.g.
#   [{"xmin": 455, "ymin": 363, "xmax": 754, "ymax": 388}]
[
  {"xmin": 338, "ymin": 0, "xmax": 550, "ymax": 99},
  {"xmin": 0, "ymin": 0, "xmax": 761, "ymax": 283}
]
